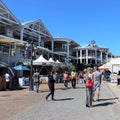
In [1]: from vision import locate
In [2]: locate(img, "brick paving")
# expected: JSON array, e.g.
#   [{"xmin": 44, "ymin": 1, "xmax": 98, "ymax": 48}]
[
  {"xmin": 0, "ymin": 83, "xmax": 63, "ymax": 120},
  {"xmin": 104, "ymin": 81, "xmax": 120, "ymax": 103},
  {"xmin": 0, "ymin": 81, "xmax": 120, "ymax": 120}
]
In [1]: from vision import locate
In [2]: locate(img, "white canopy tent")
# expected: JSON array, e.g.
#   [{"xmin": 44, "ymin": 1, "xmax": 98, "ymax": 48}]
[
  {"xmin": 48, "ymin": 57, "xmax": 58, "ymax": 67},
  {"xmin": 109, "ymin": 58, "xmax": 120, "ymax": 65},
  {"xmin": 99, "ymin": 62, "xmax": 111, "ymax": 69},
  {"xmin": 56, "ymin": 60, "xmax": 61, "ymax": 64},
  {"xmin": 109, "ymin": 58, "xmax": 120, "ymax": 73},
  {"xmin": 33, "ymin": 55, "xmax": 52, "ymax": 66},
  {"xmin": 48, "ymin": 58, "xmax": 55, "ymax": 63},
  {"xmin": 99, "ymin": 57, "xmax": 120, "ymax": 73},
  {"xmin": 55, "ymin": 60, "xmax": 67, "ymax": 68}
]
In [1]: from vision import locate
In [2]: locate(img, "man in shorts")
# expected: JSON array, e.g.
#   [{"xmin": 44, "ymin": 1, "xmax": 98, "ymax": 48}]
[{"xmin": 92, "ymin": 66, "xmax": 102, "ymax": 101}]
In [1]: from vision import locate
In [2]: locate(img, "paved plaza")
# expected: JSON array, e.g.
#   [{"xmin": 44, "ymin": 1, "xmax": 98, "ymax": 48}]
[{"xmin": 0, "ymin": 81, "xmax": 120, "ymax": 120}]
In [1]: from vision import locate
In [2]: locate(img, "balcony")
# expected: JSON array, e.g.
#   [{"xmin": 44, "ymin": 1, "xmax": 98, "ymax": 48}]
[{"xmin": 54, "ymin": 48, "xmax": 67, "ymax": 52}]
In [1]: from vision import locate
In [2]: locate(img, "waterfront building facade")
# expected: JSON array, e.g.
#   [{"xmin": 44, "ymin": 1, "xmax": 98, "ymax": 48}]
[
  {"xmin": 0, "ymin": 0, "xmax": 114, "ymax": 70},
  {"xmin": 71, "ymin": 40, "xmax": 113, "ymax": 66}
]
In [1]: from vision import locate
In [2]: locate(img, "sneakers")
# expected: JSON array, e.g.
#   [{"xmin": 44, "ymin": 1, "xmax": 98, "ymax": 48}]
[
  {"xmin": 86, "ymin": 104, "xmax": 93, "ymax": 108},
  {"xmin": 86, "ymin": 104, "xmax": 89, "ymax": 107},
  {"xmin": 46, "ymin": 97, "xmax": 56, "ymax": 101},
  {"xmin": 46, "ymin": 96, "xmax": 48, "ymax": 101},
  {"xmin": 52, "ymin": 98, "xmax": 56, "ymax": 101},
  {"xmin": 92, "ymin": 99, "xmax": 100, "ymax": 102}
]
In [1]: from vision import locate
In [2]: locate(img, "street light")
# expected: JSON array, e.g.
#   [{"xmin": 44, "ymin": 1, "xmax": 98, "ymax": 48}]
[
  {"xmin": 25, "ymin": 41, "xmax": 34, "ymax": 91},
  {"xmin": 25, "ymin": 41, "xmax": 39, "ymax": 91},
  {"xmin": 29, "ymin": 42, "xmax": 34, "ymax": 91}
]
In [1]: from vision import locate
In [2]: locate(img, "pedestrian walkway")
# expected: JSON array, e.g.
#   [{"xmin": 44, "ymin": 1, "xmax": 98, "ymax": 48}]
[
  {"xmin": 104, "ymin": 81, "xmax": 120, "ymax": 103},
  {"xmin": 8, "ymin": 82, "xmax": 120, "ymax": 120},
  {"xmin": 0, "ymin": 81, "xmax": 120, "ymax": 120},
  {"xmin": 0, "ymin": 84, "xmax": 63, "ymax": 120}
]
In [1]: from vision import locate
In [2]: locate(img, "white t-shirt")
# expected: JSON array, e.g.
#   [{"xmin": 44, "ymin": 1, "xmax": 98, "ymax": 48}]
[{"xmin": 4, "ymin": 73, "xmax": 10, "ymax": 82}]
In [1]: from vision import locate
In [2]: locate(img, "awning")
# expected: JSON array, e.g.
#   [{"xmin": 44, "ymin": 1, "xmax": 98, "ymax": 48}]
[
  {"xmin": 0, "ymin": 64, "xmax": 6, "ymax": 68},
  {"xmin": 0, "ymin": 35, "xmax": 27, "ymax": 46}
]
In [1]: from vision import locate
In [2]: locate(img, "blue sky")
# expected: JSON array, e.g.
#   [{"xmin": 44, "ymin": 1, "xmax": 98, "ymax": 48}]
[{"xmin": 2, "ymin": 0, "xmax": 120, "ymax": 56}]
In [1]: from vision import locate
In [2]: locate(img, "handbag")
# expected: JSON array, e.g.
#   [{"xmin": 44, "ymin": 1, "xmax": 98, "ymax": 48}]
[{"xmin": 86, "ymin": 79, "xmax": 93, "ymax": 88}]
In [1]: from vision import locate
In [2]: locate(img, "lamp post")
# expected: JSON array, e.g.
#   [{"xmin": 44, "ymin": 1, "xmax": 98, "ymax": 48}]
[
  {"xmin": 25, "ymin": 41, "xmax": 39, "ymax": 91},
  {"xmin": 25, "ymin": 41, "xmax": 34, "ymax": 91},
  {"xmin": 29, "ymin": 42, "xmax": 34, "ymax": 91}
]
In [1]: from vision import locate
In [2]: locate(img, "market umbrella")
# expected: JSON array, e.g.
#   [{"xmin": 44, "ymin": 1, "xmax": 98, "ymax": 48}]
[{"xmin": 13, "ymin": 64, "xmax": 30, "ymax": 71}]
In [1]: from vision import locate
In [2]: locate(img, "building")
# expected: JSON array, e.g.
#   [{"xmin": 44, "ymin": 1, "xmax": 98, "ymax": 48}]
[
  {"xmin": 0, "ymin": 0, "xmax": 114, "ymax": 71},
  {"xmin": 72, "ymin": 40, "xmax": 113, "ymax": 66}
]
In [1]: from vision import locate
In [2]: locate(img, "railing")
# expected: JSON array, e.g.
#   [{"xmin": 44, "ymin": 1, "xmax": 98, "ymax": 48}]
[{"xmin": 54, "ymin": 48, "xmax": 67, "ymax": 52}]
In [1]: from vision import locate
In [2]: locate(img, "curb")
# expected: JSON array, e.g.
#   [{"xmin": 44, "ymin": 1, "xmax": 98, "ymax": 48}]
[{"xmin": 104, "ymin": 81, "xmax": 120, "ymax": 103}]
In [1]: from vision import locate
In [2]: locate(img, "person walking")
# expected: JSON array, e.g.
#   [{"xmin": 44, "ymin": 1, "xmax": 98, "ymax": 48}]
[
  {"xmin": 46, "ymin": 72, "xmax": 56, "ymax": 101},
  {"xmin": 117, "ymin": 71, "xmax": 120, "ymax": 85},
  {"xmin": 33, "ymin": 69, "xmax": 40, "ymax": 93},
  {"xmin": 63, "ymin": 71, "xmax": 69, "ymax": 87},
  {"xmin": 92, "ymin": 66, "xmax": 102, "ymax": 101},
  {"xmin": 79, "ymin": 71, "xmax": 84, "ymax": 83},
  {"xmin": 84, "ymin": 67, "xmax": 93, "ymax": 108},
  {"xmin": 71, "ymin": 70, "xmax": 77, "ymax": 88},
  {"xmin": 4, "ymin": 71, "xmax": 10, "ymax": 90}
]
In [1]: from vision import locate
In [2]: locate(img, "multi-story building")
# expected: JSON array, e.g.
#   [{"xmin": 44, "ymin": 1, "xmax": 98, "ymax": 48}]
[
  {"xmin": 0, "ymin": 0, "xmax": 113, "ymax": 72},
  {"xmin": 71, "ymin": 40, "xmax": 113, "ymax": 66}
]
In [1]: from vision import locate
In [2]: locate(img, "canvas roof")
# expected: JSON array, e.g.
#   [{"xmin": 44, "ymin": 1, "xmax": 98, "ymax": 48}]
[{"xmin": 33, "ymin": 55, "xmax": 52, "ymax": 66}]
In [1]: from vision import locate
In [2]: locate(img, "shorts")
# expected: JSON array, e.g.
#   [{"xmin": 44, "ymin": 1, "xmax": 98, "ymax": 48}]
[{"xmin": 93, "ymin": 82, "xmax": 101, "ymax": 92}]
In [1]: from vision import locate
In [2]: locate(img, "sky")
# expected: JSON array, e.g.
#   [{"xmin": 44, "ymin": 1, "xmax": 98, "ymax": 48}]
[{"xmin": 2, "ymin": 0, "xmax": 120, "ymax": 56}]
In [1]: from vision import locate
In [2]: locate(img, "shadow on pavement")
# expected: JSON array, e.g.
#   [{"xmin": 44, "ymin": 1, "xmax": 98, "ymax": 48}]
[
  {"xmin": 10, "ymin": 86, "xmax": 27, "ymax": 91},
  {"xmin": 61, "ymin": 86, "xmax": 85, "ymax": 90},
  {"xmin": 61, "ymin": 87, "xmax": 72, "ymax": 90},
  {"xmin": 75, "ymin": 86, "xmax": 85, "ymax": 89},
  {"xmin": 93, "ymin": 101, "xmax": 116, "ymax": 107},
  {"xmin": 99, "ymin": 97, "xmax": 119, "ymax": 101},
  {"xmin": 54, "ymin": 98, "xmax": 74, "ymax": 101}
]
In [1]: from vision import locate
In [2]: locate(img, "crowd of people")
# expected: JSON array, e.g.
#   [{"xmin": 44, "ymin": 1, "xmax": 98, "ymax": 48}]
[
  {"xmin": 4, "ymin": 65, "xmax": 120, "ymax": 108},
  {"xmin": 43, "ymin": 66, "xmax": 103, "ymax": 108},
  {"xmin": 32, "ymin": 66, "xmax": 103, "ymax": 108},
  {"xmin": 61, "ymin": 66, "xmax": 102, "ymax": 108}
]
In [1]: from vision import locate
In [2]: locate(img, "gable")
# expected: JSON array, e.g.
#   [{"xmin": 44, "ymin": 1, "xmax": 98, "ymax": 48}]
[{"xmin": 0, "ymin": 1, "xmax": 20, "ymax": 26}]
